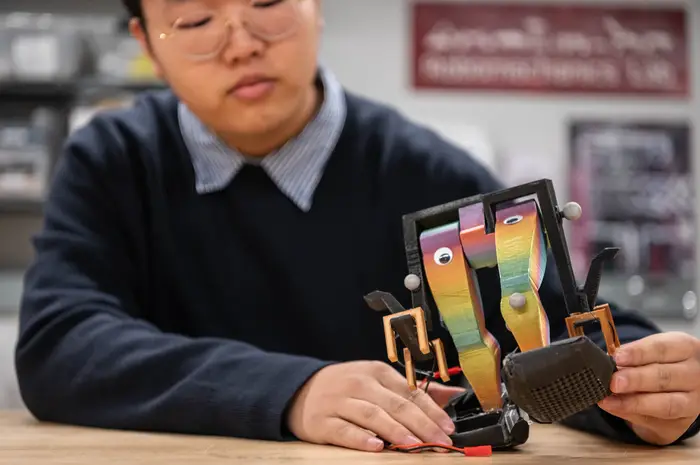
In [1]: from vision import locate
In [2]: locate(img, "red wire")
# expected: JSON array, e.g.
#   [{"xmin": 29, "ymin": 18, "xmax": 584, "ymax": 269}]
[
  {"xmin": 388, "ymin": 443, "xmax": 492, "ymax": 457},
  {"xmin": 430, "ymin": 366, "xmax": 463, "ymax": 379},
  {"xmin": 397, "ymin": 366, "xmax": 488, "ymax": 456},
  {"xmin": 418, "ymin": 366, "xmax": 463, "ymax": 389}
]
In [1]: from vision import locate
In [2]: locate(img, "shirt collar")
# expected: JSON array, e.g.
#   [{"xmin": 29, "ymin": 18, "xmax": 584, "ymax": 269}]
[{"xmin": 178, "ymin": 66, "xmax": 347, "ymax": 212}]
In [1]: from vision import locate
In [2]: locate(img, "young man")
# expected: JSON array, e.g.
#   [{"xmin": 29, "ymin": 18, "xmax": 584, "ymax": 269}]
[{"xmin": 15, "ymin": 0, "xmax": 700, "ymax": 452}]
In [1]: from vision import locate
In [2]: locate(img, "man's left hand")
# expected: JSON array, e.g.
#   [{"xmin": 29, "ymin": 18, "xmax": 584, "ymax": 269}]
[{"xmin": 598, "ymin": 332, "xmax": 700, "ymax": 445}]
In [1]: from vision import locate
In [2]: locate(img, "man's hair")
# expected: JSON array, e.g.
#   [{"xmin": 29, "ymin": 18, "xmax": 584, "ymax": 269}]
[{"xmin": 121, "ymin": 0, "xmax": 143, "ymax": 18}]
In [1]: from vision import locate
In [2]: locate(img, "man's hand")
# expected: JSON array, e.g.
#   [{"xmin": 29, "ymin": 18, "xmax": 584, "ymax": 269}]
[
  {"xmin": 287, "ymin": 361, "xmax": 463, "ymax": 452},
  {"xmin": 598, "ymin": 332, "xmax": 700, "ymax": 445}
]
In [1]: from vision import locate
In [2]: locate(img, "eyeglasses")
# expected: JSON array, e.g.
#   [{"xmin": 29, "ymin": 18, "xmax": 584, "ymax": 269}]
[{"xmin": 157, "ymin": 0, "xmax": 301, "ymax": 60}]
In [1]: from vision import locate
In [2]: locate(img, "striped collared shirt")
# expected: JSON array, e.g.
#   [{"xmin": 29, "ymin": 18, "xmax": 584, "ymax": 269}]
[{"xmin": 178, "ymin": 66, "xmax": 347, "ymax": 212}]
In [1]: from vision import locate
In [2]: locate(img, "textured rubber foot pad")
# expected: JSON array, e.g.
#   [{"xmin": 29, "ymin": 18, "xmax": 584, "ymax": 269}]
[{"xmin": 502, "ymin": 336, "xmax": 616, "ymax": 423}]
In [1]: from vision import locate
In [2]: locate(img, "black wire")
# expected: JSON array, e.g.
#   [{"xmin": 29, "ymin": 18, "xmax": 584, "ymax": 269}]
[
  {"xmin": 423, "ymin": 352, "xmax": 437, "ymax": 393},
  {"xmin": 423, "ymin": 376, "xmax": 432, "ymax": 393},
  {"xmin": 394, "ymin": 340, "xmax": 440, "ymax": 390},
  {"xmin": 390, "ymin": 445, "xmax": 449, "ymax": 453},
  {"xmin": 388, "ymin": 444, "xmax": 471, "ymax": 454},
  {"xmin": 395, "ymin": 360, "xmax": 434, "ymax": 379}
]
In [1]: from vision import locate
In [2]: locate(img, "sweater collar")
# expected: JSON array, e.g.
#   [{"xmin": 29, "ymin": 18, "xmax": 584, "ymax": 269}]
[{"xmin": 178, "ymin": 66, "xmax": 347, "ymax": 212}]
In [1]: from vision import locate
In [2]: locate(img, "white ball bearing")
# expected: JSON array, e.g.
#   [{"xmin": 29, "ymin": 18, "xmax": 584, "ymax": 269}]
[
  {"xmin": 561, "ymin": 202, "xmax": 582, "ymax": 221},
  {"xmin": 509, "ymin": 292, "xmax": 527, "ymax": 309},
  {"xmin": 404, "ymin": 274, "xmax": 421, "ymax": 291}
]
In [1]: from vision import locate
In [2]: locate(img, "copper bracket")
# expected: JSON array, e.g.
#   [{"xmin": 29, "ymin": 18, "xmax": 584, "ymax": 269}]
[
  {"xmin": 565, "ymin": 303, "xmax": 621, "ymax": 355},
  {"xmin": 383, "ymin": 308, "xmax": 451, "ymax": 390}
]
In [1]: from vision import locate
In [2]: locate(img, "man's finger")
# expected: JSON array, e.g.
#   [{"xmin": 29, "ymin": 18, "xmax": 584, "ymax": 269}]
[
  {"xmin": 365, "ymin": 382, "xmax": 453, "ymax": 445},
  {"xmin": 611, "ymin": 360, "xmax": 700, "ymax": 394},
  {"xmin": 403, "ymin": 387, "xmax": 457, "ymax": 435},
  {"xmin": 337, "ymin": 398, "xmax": 419, "ymax": 446},
  {"xmin": 615, "ymin": 332, "xmax": 697, "ymax": 367},
  {"xmin": 325, "ymin": 417, "xmax": 386, "ymax": 452},
  {"xmin": 379, "ymin": 373, "xmax": 456, "ymax": 436},
  {"xmin": 598, "ymin": 392, "xmax": 695, "ymax": 420}
]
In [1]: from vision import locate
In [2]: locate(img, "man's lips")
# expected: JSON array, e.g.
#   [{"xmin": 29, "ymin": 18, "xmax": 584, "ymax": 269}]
[{"xmin": 228, "ymin": 76, "xmax": 276, "ymax": 101}]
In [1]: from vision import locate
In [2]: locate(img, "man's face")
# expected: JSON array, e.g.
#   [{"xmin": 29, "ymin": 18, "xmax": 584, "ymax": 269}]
[{"xmin": 134, "ymin": 0, "xmax": 322, "ymax": 140}]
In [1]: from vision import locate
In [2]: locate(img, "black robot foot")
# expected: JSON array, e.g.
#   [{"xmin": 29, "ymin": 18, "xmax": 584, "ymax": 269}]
[{"xmin": 443, "ymin": 387, "xmax": 530, "ymax": 450}]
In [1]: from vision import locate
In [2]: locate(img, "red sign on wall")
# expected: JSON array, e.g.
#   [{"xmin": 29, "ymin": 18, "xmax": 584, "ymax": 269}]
[{"xmin": 412, "ymin": 2, "xmax": 689, "ymax": 96}]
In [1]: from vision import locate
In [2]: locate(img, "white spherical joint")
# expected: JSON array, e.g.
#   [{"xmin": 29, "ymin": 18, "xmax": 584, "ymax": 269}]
[
  {"xmin": 404, "ymin": 274, "xmax": 421, "ymax": 291},
  {"xmin": 509, "ymin": 292, "xmax": 527, "ymax": 309},
  {"xmin": 561, "ymin": 202, "xmax": 582, "ymax": 221}
]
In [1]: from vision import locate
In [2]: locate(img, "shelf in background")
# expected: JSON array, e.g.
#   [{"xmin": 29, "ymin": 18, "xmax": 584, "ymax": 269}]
[
  {"xmin": 0, "ymin": 77, "xmax": 167, "ymax": 222},
  {"xmin": 0, "ymin": 81, "xmax": 75, "ymax": 100},
  {"xmin": 79, "ymin": 77, "xmax": 168, "ymax": 93},
  {"xmin": 0, "ymin": 269, "xmax": 23, "ymax": 315},
  {"xmin": 0, "ymin": 199, "xmax": 44, "ymax": 215},
  {"xmin": 0, "ymin": 78, "xmax": 167, "ymax": 100}
]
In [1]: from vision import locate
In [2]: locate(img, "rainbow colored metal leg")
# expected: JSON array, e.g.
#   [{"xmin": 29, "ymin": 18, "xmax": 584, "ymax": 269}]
[
  {"xmin": 458, "ymin": 203, "xmax": 498, "ymax": 270},
  {"xmin": 495, "ymin": 200, "xmax": 550, "ymax": 352},
  {"xmin": 420, "ymin": 220, "xmax": 503, "ymax": 411}
]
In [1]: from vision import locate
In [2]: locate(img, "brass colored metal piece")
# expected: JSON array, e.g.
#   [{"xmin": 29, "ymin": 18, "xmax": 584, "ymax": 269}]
[
  {"xmin": 404, "ymin": 347, "xmax": 416, "ymax": 390},
  {"xmin": 382, "ymin": 307, "xmax": 430, "ymax": 363},
  {"xmin": 431, "ymin": 338, "xmax": 450, "ymax": 382},
  {"xmin": 383, "ymin": 307, "xmax": 454, "ymax": 390},
  {"xmin": 565, "ymin": 304, "xmax": 620, "ymax": 355}
]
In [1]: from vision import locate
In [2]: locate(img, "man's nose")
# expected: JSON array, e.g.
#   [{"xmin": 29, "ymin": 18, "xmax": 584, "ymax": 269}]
[{"xmin": 220, "ymin": 19, "xmax": 265, "ymax": 64}]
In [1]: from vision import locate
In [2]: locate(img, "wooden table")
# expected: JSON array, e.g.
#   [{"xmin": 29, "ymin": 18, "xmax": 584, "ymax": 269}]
[{"xmin": 0, "ymin": 410, "xmax": 697, "ymax": 464}]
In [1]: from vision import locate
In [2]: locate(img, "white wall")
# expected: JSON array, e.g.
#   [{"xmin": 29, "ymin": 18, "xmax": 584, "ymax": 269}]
[
  {"xmin": 319, "ymin": 0, "xmax": 698, "ymax": 186},
  {"xmin": 0, "ymin": 315, "xmax": 21, "ymax": 409},
  {"xmin": 318, "ymin": 0, "xmax": 700, "ymax": 336}
]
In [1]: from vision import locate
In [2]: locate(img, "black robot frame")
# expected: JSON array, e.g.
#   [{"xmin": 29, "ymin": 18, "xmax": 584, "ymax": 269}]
[{"xmin": 366, "ymin": 178, "xmax": 622, "ymax": 449}]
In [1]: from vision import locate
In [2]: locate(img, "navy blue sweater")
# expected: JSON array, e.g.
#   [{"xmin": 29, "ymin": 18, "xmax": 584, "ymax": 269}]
[{"xmin": 14, "ymin": 89, "xmax": 696, "ymax": 444}]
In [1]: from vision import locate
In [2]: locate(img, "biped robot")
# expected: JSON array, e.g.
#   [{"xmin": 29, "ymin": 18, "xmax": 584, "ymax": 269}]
[{"xmin": 365, "ymin": 179, "xmax": 622, "ymax": 450}]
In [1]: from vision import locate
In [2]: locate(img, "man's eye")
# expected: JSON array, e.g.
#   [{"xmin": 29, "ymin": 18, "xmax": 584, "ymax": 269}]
[
  {"xmin": 177, "ymin": 17, "xmax": 212, "ymax": 29},
  {"xmin": 252, "ymin": 0, "xmax": 284, "ymax": 8}
]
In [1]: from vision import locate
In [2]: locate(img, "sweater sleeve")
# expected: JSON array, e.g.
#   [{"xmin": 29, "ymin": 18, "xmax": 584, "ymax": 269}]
[{"xmin": 14, "ymin": 121, "xmax": 332, "ymax": 440}]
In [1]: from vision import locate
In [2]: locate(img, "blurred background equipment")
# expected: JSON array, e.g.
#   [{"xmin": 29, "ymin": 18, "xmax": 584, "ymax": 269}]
[{"xmin": 569, "ymin": 120, "xmax": 695, "ymax": 321}]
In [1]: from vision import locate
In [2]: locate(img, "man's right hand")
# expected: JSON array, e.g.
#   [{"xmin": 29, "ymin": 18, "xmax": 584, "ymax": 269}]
[{"xmin": 286, "ymin": 361, "xmax": 464, "ymax": 451}]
